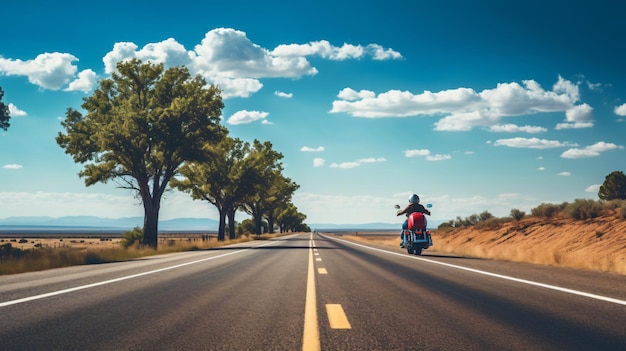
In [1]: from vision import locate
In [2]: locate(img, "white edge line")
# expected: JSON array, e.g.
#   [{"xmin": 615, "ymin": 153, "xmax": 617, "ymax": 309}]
[
  {"xmin": 325, "ymin": 234, "xmax": 626, "ymax": 306},
  {"xmin": 0, "ymin": 240, "xmax": 280, "ymax": 308}
]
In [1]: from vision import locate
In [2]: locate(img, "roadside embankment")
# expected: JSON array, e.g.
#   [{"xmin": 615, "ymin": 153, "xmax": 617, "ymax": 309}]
[{"xmin": 432, "ymin": 215, "xmax": 626, "ymax": 275}]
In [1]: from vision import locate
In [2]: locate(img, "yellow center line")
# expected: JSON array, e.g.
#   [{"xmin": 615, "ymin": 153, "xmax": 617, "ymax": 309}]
[{"xmin": 302, "ymin": 235, "xmax": 321, "ymax": 351}]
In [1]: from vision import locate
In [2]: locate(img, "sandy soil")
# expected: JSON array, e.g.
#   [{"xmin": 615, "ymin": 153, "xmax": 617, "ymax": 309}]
[
  {"xmin": 346, "ymin": 214, "xmax": 625, "ymax": 275},
  {"xmin": 433, "ymin": 214, "xmax": 626, "ymax": 274}
]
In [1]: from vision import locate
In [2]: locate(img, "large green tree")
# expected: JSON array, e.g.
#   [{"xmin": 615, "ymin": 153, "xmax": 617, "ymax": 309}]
[
  {"xmin": 56, "ymin": 59, "xmax": 226, "ymax": 247},
  {"xmin": 0, "ymin": 86, "xmax": 11, "ymax": 131},
  {"xmin": 172, "ymin": 137, "xmax": 262, "ymax": 241},
  {"xmin": 598, "ymin": 170, "xmax": 626, "ymax": 201}
]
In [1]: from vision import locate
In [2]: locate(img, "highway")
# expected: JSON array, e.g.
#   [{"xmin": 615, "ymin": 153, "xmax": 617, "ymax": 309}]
[{"xmin": 1, "ymin": 232, "xmax": 624, "ymax": 350}]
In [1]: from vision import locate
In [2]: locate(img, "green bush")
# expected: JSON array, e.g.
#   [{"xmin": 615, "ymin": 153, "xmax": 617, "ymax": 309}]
[
  {"xmin": 531, "ymin": 202, "xmax": 566, "ymax": 218},
  {"xmin": 510, "ymin": 208, "xmax": 526, "ymax": 221},
  {"xmin": 563, "ymin": 199, "xmax": 602, "ymax": 220},
  {"xmin": 121, "ymin": 227, "xmax": 144, "ymax": 248}
]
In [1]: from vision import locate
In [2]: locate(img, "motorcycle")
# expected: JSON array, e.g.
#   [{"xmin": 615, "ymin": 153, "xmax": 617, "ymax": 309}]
[{"xmin": 395, "ymin": 204, "xmax": 433, "ymax": 256}]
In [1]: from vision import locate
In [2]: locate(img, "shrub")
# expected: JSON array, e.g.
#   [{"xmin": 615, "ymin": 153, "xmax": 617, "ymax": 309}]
[
  {"xmin": 531, "ymin": 202, "xmax": 566, "ymax": 218},
  {"xmin": 563, "ymin": 199, "xmax": 602, "ymax": 220},
  {"xmin": 510, "ymin": 208, "xmax": 526, "ymax": 221},
  {"xmin": 601, "ymin": 199, "xmax": 625, "ymax": 210},
  {"xmin": 121, "ymin": 227, "xmax": 144, "ymax": 248},
  {"xmin": 479, "ymin": 211, "xmax": 494, "ymax": 221},
  {"xmin": 438, "ymin": 221, "xmax": 454, "ymax": 230}
]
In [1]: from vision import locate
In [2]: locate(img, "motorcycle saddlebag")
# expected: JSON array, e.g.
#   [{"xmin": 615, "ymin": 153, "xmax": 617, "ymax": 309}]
[{"xmin": 407, "ymin": 212, "xmax": 427, "ymax": 230}]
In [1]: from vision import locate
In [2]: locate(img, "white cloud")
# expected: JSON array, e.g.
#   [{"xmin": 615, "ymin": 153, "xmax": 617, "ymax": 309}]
[
  {"xmin": 211, "ymin": 76, "xmax": 263, "ymax": 99},
  {"xmin": 8, "ymin": 103, "xmax": 26, "ymax": 117},
  {"xmin": 358, "ymin": 157, "xmax": 386, "ymax": 163},
  {"xmin": 403, "ymin": 149, "xmax": 431, "ymax": 157},
  {"xmin": 337, "ymin": 88, "xmax": 377, "ymax": 101},
  {"xmin": 552, "ymin": 75, "xmax": 580, "ymax": 102},
  {"xmin": 301, "ymin": 146, "xmax": 325, "ymax": 152},
  {"xmin": 558, "ymin": 172, "xmax": 571, "ymax": 176},
  {"xmin": 330, "ymin": 161, "xmax": 360, "ymax": 169},
  {"xmin": 426, "ymin": 154, "xmax": 451, "ymax": 161},
  {"xmin": 98, "ymin": 28, "xmax": 400, "ymax": 99},
  {"xmin": 614, "ymin": 103, "xmax": 626, "ymax": 116},
  {"xmin": 103, "ymin": 38, "xmax": 193, "ymax": 74},
  {"xmin": 560, "ymin": 141, "xmax": 624, "ymax": 159},
  {"xmin": 275, "ymin": 91, "xmax": 293, "ymax": 98},
  {"xmin": 331, "ymin": 77, "xmax": 591, "ymax": 132},
  {"xmin": 368, "ymin": 44, "xmax": 403, "ymax": 60},
  {"xmin": 555, "ymin": 122, "xmax": 594, "ymax": 130},
  {"xmin": 313, "ymin": 158, "xmax": 325, "ymax": 167},
  {"xmin": 64, "ymin": 69, "xmax": 97, "ymax": 92},
  {"xmin": 0, "ymin": 52, "xmax": 78, "ymax": 90},
  {"xmin": 489, "ymin": 124, "xmax": 547, "ymax": 133},
  {"xmin": 586, "ymin": 184, "xmax": 600, "ymax": 193},
  {"xmin": 328, "ymin": 157, "xmax": 385, "ymax": 169},
  {"xmin": 538, "ymin": 167, "xmax": 545, "ymax": 171},
  {"xmin": 226, "ymin": 110, "xmax": 269, "ymax": 125},
  {"xmin": 271, "ymin": 40, "xmax": 402, "ymax": 61},
  {"xmin": 555, "ymin": 103, "xmax": 594, "ymax": 129},
  {"xmin": 494, "ymin": 137, "xmax": 575, "ymax": 149},
  {"xmin": 403, "ymin": 149, "xmax": 450, "ymax": 161},
  {"xmin": 2, "ymin": 164, "xmax": 22, "ymax": 169},
  {"xmin": 6, "ymin": 28, "xmax": 400, "ymax": 99}
]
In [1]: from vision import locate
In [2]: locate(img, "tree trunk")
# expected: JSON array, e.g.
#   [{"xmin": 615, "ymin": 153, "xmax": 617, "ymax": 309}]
[
  {"xmin": 217, "ymin": 208, "xmax": 227, "ymax": 241},
  {"xmin": 139, "ymin": 179, "xmax": 161, "ymax": 248},
  {"xmin": 142, "ymin": 200, "xmax": 159, "ymax": 248},
  {"xmin": 227, "ymin": 208, "xmax": 236, "ymax": 240},
  {"xmin": 267, "ymin": 212, "xmax": 275, "ymax": 234},
  {"xmin": 254, "ymin": 212, "xmax": 263, "ymax": 234}
]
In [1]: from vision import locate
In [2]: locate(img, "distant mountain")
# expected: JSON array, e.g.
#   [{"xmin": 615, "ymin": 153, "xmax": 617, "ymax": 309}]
[
  {"xmin": 0, "ymin": 216, "xmax": 219, "ymax": 232},
  {"xmin": 0, "ymin": 216, "xmax": 442, "ymax": 233}
]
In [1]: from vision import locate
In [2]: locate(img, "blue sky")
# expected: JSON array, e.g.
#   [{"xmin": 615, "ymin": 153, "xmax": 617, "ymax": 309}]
[{"xmin": 1, "ymin": 0, "xmax": 625, "ymax": 225}]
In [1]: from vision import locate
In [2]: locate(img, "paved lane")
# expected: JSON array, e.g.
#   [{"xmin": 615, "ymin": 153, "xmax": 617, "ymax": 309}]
[
  {"xmin": 313, "ymin": 233, "xmax": 625, "ymax": 350},
  {"xmin": 1, "ymin": 232, "xmax": 624, "ymax": 350}
]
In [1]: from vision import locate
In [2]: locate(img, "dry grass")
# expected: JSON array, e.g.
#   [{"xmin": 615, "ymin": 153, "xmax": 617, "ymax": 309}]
[
  {"xmin": 342, "ymin": 215, "xmax": 626, "ymax": 275},
  {"xmin": 0, "ymin": 233, "xmax": 283, "ymax": 275}
]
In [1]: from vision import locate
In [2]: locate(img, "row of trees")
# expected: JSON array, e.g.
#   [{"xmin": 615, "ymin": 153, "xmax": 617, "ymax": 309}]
[{"xmin": 56, "ymin": 59, "xmax": 307, "ymax": 247}]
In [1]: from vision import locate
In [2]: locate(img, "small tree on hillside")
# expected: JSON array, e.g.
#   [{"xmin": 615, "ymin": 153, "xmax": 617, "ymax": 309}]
[
  {"xmin": 0, "ymin": 86, "xmax": 11, "ymax": 131},
  {"xmin": 598, "ymin": 171, "xmax": 626, "ymax": 201},
  {"xmin": 510, "ymin": 208, "xmax": 526, "ymax": 221}
]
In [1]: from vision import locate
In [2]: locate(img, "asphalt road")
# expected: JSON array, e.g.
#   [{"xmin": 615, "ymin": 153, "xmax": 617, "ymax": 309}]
[{"xmin": 0, "ymin": 232, "xmax": 624, "ymax": 350}]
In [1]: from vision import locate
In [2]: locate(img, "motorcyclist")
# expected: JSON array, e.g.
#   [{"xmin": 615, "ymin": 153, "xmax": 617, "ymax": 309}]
[{"xmin": 397, "ymin": 194, "xmax": 431, "ymax": 248}]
